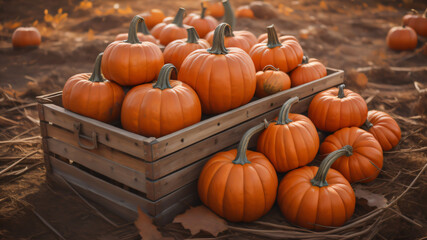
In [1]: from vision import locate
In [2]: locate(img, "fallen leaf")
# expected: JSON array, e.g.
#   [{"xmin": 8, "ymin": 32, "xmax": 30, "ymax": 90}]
[
  {"xmin": 173, "ymin": 206, "xmax": 228, "ymax": 237},
  {"xmin": 355, "ymin": 185, "xmax": 387, "ymax": 208},
  {"xmin": 134, "ymin": 208, "xmax": 165, "ymax": 240}
]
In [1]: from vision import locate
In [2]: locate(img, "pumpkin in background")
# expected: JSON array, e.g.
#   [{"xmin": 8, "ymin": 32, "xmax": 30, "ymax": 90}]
[
  {"xmin": 114, "ymin": 17, "xmax": 158, "ymax": 44},
  {"xmin": 290, "ymin": 56, "xmax": 327, "ymax": 87},
  {"xmin": 184, "ymin": 3, "xmax": 218, "ymax": 38},
  {"xmin": 121, "ymin": 64, "xmax": 201, "ymax": 138},
  {"xmin": 198, "ymin": 123, "xmax": 278, "ymax": 222},
  {"xmin": 163, "ymin": 27, "xmax": 210, "ymax": 71},
  {"xmin": 249, "ymin": 25, "xmax": 303, "ymax": 72},
  {"xmin": 102, "ymin": 16, "xmax": 164, "ymax": 86},
  {"xmin": 402, "ymin": 8, "xmax": 427, "ymax": 37},
  {"xmin": 278, "ymin": 146, "xmax": 355, "ymax": 230},
  {"xmin": 386, "ymin": 25, "xmax": 417, "ymax": 51},
  {"xmin": 257, "ymin": 97, "xmax": 319, "ymax": 173},
  {"xmin": 363, "ymin": 110, "xmax": 401, "ymax": 151},
  {"xmin": 161, "ymin": 16, "xmax": 174, "ymax": 24},
  {"xmin": 260, "ymin": 35, "xmax": 298, "ymax": 44},
  {"xmin": 139, "ymin": 9, "xmax": 165, "ymax": 29},
  {"xmin": 236, "ymin": 5, "xmax": 255, "ymax": 19},
  {"xmin": 308, "ymin": 84, "xmax": 368, "ymax": 132},
  {"xmin": 151, "ymin": 8, "xmax": 188, "ymax": 46},
  {"xmin": 62, "ymin": 53, "xmax": 124, "ymax": 123},
  {"xmin": 255, "ymin": 65, "xmax": 290, "ymax": 98},
  {"xmin": 12, "ymin": 27, "xmax": 41, "ymax": 49},
  {"xmin": 320, "ymin": 127, "xmax": 383, "ymax": 183},
  {"xmin": 178, "ymin": 23, "xmax": 256, "ymax": 115},
  {"xmin": 205, "ymin": 0, "xmax": 224, "ymax": 18}
]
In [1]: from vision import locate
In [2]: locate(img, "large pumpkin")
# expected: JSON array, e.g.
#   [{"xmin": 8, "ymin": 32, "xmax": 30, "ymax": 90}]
[
  {"xmin": 184, "ymin": 3, "xmax": 218, "ymax": 38},
  {"xmin": 290, "ymin": 56, "xmax": 327, "ymax": 87},
  {"xmin": 308, "ymin": 84, "xmax": 368, "ymax": 132},
  {"xmin": 178, "ymin": 23, "xmax": 256, "ymax": 115},
  {"xmin": 139, "ymin": 9, "xmax": 166, "ymax": 29},
  {"xmin": 257, "ymin": 97, "xmax": 319, "ymax": 173},
  {"xmin": 114, "ymin": 17, "xmax": 158, "ymax": 44},
  {"xmin": 402, "ymin": 8, "xmax": 427, "ymax": 37},
  {"xmin": 121, "ymin": 64, "xmax": 201, "ymax": 138},
  {"xmin": 249, "ymin": 25, "xmax": 303, "ymax": 72},
  {"xmin": 278, "ymin": 145, "xmax": 355, "ymax": 230},
  {"xmin": 12, "ymin": 27, "xmax": 41, "ymax": 49},
  {"xmin": 151, "ymin": 8, "xmax": 188, "ymax": 46},
  {"xmin": 255, "ymin": 65, "xmax": 291, "ymax": 98},
  {"xmin": 386, "ymin": 25, "xmax": 417, "ymax": 51},
  {"xmin": 198, "ymin": 122, "xmax": 278, "ymax": 222},
  {"xmin": 102, "ymin": 16, "xmax": 164, "ymax": 86},
  {"xmin": 363, "ymin": 110, "xmax": 401, "ymax": 151},
  {"xmin": 62, "ymin": 53, "xmax": 125, "ymax": 123}
]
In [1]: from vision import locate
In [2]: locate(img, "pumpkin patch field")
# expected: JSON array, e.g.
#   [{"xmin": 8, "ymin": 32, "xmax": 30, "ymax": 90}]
[{"xmin": 0, "ymin": 0, "xmax": 426, "ymax": 239}]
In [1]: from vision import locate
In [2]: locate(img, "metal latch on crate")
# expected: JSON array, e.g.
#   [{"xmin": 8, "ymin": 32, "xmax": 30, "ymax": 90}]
[{"xmin": 73, "ymin": 122, "xmax": 98, "ymax": 150}]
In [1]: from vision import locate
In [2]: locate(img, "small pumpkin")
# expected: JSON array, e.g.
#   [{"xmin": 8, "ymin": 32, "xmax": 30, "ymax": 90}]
[
  {"xmin": 139, "ymin": 9, "xmax": 166, "ymax": 29},
  {"xmin": 184, "ymin": 3, "xmax": 218, "ymax": 38},
  {"xmin": 163, "ymin": 27, "xmax": 210, "ymax": 71},
  {"xmin": 278, "ymin": 145, "xmax": 355, "ymax": 230},
  {"xmin": 151, "ymin": 8, "xmax": 188, "ymax": 46},
  {"xmin": 12, "ymin": 27, "xmax": 41, "ymax": 49},
  {"xmin": 255, "ymin": 65, "xmax": 290, "ymax": 98},
  {"xmin": 62, "ymin": 53, "xmax": 125, "ymax": 123},
  {"xmin": 386, "ymin": 25, "xmax": 417, "ymax": 51},
  {"xmin": 205, "ymin": 0, "xmax": 224, "ymax": 18},
  {"xmin": 198, "ymin": 122, "xmax": 278, "ymax": 222},
  {"xmin": 236, "ymin": 5, "xmax": 255, "ymax": 19},
  {"xmin": 290, "ymin": 56, "xmax": 327, "ymax": 87},
  {"xmin": 102, "ymin": 16, "xmax": 164, "ymax": 86},
  {"xmin": 320, "ymin": 127, "xmax": 383, "ymax": 183},
  {"xmin": 308, "ymin": 84, "xmax": 368, "ymax": 132},
  {"xmin": 363, "ymin": 110, "xmax": 401, "ymax": 151},
  {"xmin": 249, "ymin": 25, "xmax": 303, "ymax": 72},
  {"xmin": 121, "ymin": 64, "xmax": 201, "ymax": 138},
  {"xmin": 257, "ymin": 97, "xmax": 319, "ymax": 173},
  {"xmin": 114, "ymin": 18, "xmax": 158, "ymax": 44},
  {"xmin": 402, "ymin": 8, "xmax": 427, "ymax": 37}
]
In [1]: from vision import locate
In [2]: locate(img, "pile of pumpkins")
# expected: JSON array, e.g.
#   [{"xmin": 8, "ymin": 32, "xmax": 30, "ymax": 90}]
[{"xmin": 198, "ymin": 84, "xmax": 401, "ymax": 230}]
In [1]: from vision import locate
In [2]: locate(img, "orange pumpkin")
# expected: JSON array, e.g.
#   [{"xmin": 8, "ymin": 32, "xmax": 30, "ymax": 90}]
[
  {"xmin": 121, "ymin": 64, "xmax": 201, "ymax": 138},
  {"xmin": 260, "ymin": 34, "xmax": 298, "ymax": 44},
  {"xmin": 151, "ymin": 8, "xmax": 189, "ymax": 46},
  {"xmin": 102, "ymin": 16, "xmax": 164, "ymax": 86},
  {"xmin": 236, "ymin": 5, "xmax": 255, "ymax": 19},
  {"xmin": 278, "ymin": 145, "xmax": 355, "ymax": 230},
  {"xmin": 198, "ymin": 122, "xmax": 278, "ymax": 222},
  {"xmin": 12, "ymin": 27, "xmax": 41, "ymax": 49},
  {"xmin": 255, "ymin": 65, "xmax": 290, "ymax": 98},
  {"xmin": 62, "ymin": 53, "xmax": 125, "ymax": 123},
  {"xmin": 320, "ymin": 127, "xmax": 383, "ymax": 183},
  {"xmin": 257, "ymin": 97, "xmax": 319, "ymax": 173},
  {"xmin": 163, "ymin": 27, "xmax": 210, "ymax": 71},
  {"xmin": 139, "ymin": 9, "xmax": 166, "ymax": 29},
  {"xmin": 114, "ymin": 18, "xmax": 158, "ymax": 44},
  {"xmin": 308, "ymin": 84, "xmax": 368, "ymax": 132},
  {"xmin": 178, "ymin": 23, "xmax": 256, "ymax": 115},
  {"xmin": 205, "ymin": 1, "xmax": 224, "ymax": 18},
  {"xmin": 386, "ymin": 25, "xmax": 417, "ymax": 51},
  {"xmin": 402, "ymin": 8, "xmax": 427, "ymax": 37},
  {"xmin": 363, "ymin": 110, "xmax": 401, "ymax": 151},
  {"xmin": 184, "ymin": 3, "xmax": 218, "ymax": 38},
  {"xmin": 161, "ymin": 16, "xmax": 174, "ymax": 24},
  {"xmin": 290, "ymin": 56, "xmax": 327, "ymax": 87},
  {"xmin": 249, "ymin": 25, "xmax": 303, "ymax": 72}
]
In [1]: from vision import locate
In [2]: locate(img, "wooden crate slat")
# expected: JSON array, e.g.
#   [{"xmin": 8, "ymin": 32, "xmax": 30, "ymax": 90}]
[{"xmin": 153, "ymin": 193, "xmax": 200, "ymax": 226}]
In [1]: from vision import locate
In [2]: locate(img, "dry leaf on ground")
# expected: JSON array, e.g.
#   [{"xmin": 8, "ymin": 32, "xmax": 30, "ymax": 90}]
[
  {"xmin": 135, "ymin": 208, "xmax": 170, "ymax": 240},
  {"xmin": 355, "ymin": 185, "xmax": 388, "ymax": 208}
]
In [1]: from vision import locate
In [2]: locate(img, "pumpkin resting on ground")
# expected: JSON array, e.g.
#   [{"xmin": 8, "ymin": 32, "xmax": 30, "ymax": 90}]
[
  {"xmin": 12, "ymin": 27, "xmax": 41, "ymax": 49},
  {"xmin": 236, "ymin": 5, "xmax": 255, "ymax": 19},
  {"xmin": 290, "ymin": 56, "xmax": 327, "ymax": 87},
  {"xmin": 255, "ymin": 65, "xmax": 290, "ymax": 98},
  {"xmin": 363, "ymin": 110, "xmax": 401, "ymax": 151},
  {"xmin": 151, "ymin": 8, "xmax": 189, "ymax": 46},
  {"xmin": 402, "ymin": 8, "xmax": 427, "ymax": 37},
  {"xmin": 386, "ymin": 25, "xmax": 417, "ymax": 51}
]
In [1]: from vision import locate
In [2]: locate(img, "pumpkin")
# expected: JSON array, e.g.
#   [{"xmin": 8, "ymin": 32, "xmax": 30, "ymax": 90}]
[
  {"xmin": 184, "ymin": 3, "xmax": 218, "ymax": 38},
  {"xmin": 386, "ymin": 25, "xmax": 417, "ymax": 51},
  {"xmin": 320, "ymin": 127, "xmax": 383, "ymax": 183},
  {"xmin": 151, "ymin": 8, "xmax": 188, "ymax": 46},
  {"xmin": 12, "ymin": 27, "xmax": 41, "ymax": 49},
  {"xmin": 198, "ymin": 122, "xmax": 278, "ymax": 222},
  {"xmin": 278, "ymin": 145, "xmax": 355, "ymax": 230},
  {"xmin": 249, "ymin": 25, "xmax": 303, "ymax": 72},
  {"xmin": 163, "ymin": 27, "xmax": 210, "ymax": 71},
  {"xmin": 402, "ymin": 8, "xmax": 427, "ymax": 37},
  {"xmin": 178, "ymin": 23, "xmax": 256, "ymax": 115},
  {"xmin": 290, "ymin": 56, "xmax": 327, "ymax": 87},
  {"xmin": 255, "ymin": 65, "xmax": 291, "ymax": 98},
  {"xmin": 236, "ymin": 5, "xmax": 255, "ymax": 19},
  {"xmin": 308, "ymin": 84, "xmax": 368, "ymax": 132},
  {"xmin": 259, "ymin": 33, "xmax": 298, "ymax": 44},
  {"xmin": 363, "ymin": 110, "xmax": 401, "ymax": 151},
  {"xmin": 139, "ymin": 9, "xmax": 165, "ymax": 29},
  {"xmin": 114, "ymin": 18, "xmax": 158, "ymax": 44},
  {"xmin": 121, "ymin": 64, "xmax": 201, "ymax": 138},
  {"xmin": 101, "ymin": 16, "xmax": 164, "ymax": 86},
  {"xmin": 257, "ymin": 97, "xmax": 319, "ymax": 173},
  {"xmin": 62, "ymin": 53, "xmax": 125, "ymax": 123},
  {"xmin": 205, "ymin": 0, "xmax": 224, "ymax": 18},
  {"xmin": 162, "ymin": 16, "xmax": 174, "ymax": 24}
]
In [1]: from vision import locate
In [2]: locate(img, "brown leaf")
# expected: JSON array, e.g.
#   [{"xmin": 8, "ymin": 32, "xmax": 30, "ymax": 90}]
[
  {"xmin": 134, "ymin": 208, "xmax": 165, "ymax": 240},
  {"xmin": 355, "ymin": 185, "xmax": 387, "ymax": 208},
  {"xmin": 173, "ymin": 206, "xmax": 228, "ymax": 237}
]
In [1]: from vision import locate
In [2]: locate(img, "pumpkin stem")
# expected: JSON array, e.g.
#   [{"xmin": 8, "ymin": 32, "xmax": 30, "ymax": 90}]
[
  {"xmin": 311, "ymin": 145, "xmax": 353, "ymax": 187},
  {"xmin": 153, "ymin": 64, "xmax": 176, "ymax": 90},
  {"xmin": 409, "ymin": 9, "xmax": 418, "ymax": 15},
  {"xmin": 263, "ymin": 65, "xmax": 279, "ymax": 72},
  {"xmin": 88, "ymin": 53, "xmax": 105, "ymax": 82},
  {"xmin": 301, "ymin": 55, "xmax": 309, "ymax": 64},
  {"xmin": 363, "ymin": 119, "xmax": 374, "ymax": 130},
  {"xmin": 137, "ymin": 18, "xmax": 151, "ymax": 35},
  {"xmin": 186, "ymin": 27, "xmax": 200, "ymax": 44},
  {"xmin": 126, "ymin": 15, "xmax": 145, "ymax": 44},
  {"xmin": 337, "ymin": 84, "xmax": 346, "ymax": 98},
  {"xmin": 200, "ymin": 2, "xmax": 207, "ymax": 19},
  {"xmin": 266, "ymin": 25, "xmax": 282, "ymax": 48},
  {"xmin": 207, "ymin": 23, "xmax": 231, "ymax": 55},
  {"xmin": 172, "ymin": 8, "xmax": 186, "ymax": 28},
  {"xmin": 423, "ymin": 8, "xmax": 427, "ymax": 17},
  {"xmin": 232, "ymin": 122, "xmax": 267, "ymax": 165},
  {"xmin": 276, "ymin": 97, "xmax": 299, "ymax": 125},
  {"xmin": 223, "ymin": 0, "xmax": 235, "ymax": 36}
]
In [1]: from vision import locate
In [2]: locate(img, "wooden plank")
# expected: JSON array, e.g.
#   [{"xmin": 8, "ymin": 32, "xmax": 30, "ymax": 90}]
[{"xmin": 153, "ymin": 193, "xmax": 200, "ymax": 226}]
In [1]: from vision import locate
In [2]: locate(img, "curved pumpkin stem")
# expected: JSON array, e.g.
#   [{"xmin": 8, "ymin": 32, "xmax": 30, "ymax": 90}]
[
  {"xmin": 362, "ymin": 119, "xmax": 374, "ymax": 130},
  {"xmin": 208, "ymin": 23, "xmax": 231, "ymax": 55},
  {"xmin": 126, "ymin": 15, "xmax": 145, "ymax": 44},
  {"xmin": 337, "ymin": 84, "xmax": 346, "ymax": 98},
  {"xmin": 172, "ymin": 8, "xmax": 186, "ymax": 28},
  {"xmin": 88, "ymin": 53, "xmax": 105, "ymax": 82},
  {"xmin": 153, "ymin": 64, "xmax": 176, "ymax": 90},
  {"xmin": 186, "ymin": 27, "xmax": 200, "ymax": 44},
  {"xmin": 137, "ymin": 18, "xmax": 151, "ymax": 35},
  {"xmin": 200, "ymin": 2, "xmax": 207, "ymax": 19},
  {"xmin": 276, "ymin": 97, "xmax": 299, "ymax": 125},
  {"xmin": 311, "ymin": 145, "xmax": 353, "ymax": 187},
  {"xmin": 233, "ymin": 122, "xmax": 267, "ymax": 165},
  {"xmin": 222, "ymin": 0, "xmax": 235, "ymax": 36},
  {"xmin": 263, "ymin": 65, "xmax": 279, "ymax": 72},
  {"xmin": 266, "ymin": 25, "xmax": 282, "ymax": 48}
]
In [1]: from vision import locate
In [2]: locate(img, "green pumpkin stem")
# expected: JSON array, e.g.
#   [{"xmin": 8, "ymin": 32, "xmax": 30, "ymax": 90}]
[
  {"xmin": 186, "ymin": 27, "xmax": 200, "ymax": 44},
  {"xmin": 338, "ymin": 84, "xmax": 346, "ymax": 98},
  {"xmin": 301, "ymin": 55, "xmax": 309, "ymax": 64},
  {"xmin": 263, "ymin": 65, "xmax": 279, "ymax": 72},
  {"xmin": 276, "ymin": 97, "xmax": 299, "ymax": 125},
  {"xmin": 208, "ymin": 23, "xmax": 231, "ymax": 55},
  {"xmin": 126, "ymin": 15, "xmax": 145, "ymax": 44},
  {"xmin": 88, "ymin": 53, "xmax": 105, "ymax": 82},
  {"xmin": 153, "ymin": 64, "xmax": 176, "ymax": 90},
  {"xmin": 223, "ymin": 0, "xmax": 235, "ymax": 36},
  {"xmin": 137, "ymin": 18, "xmax": 151, "ymax": 35},
  {"xmin": 266, "ymin": 25, "xmax": 282, "ymax": 48},
  {"xmin": 232, "ymin": 122, "xmax": 267, "ymax": 165},
  {"xmin": 363, "ymin": 119, "xmax": 374, "ymax": 130},
  {"xmin": 172, "ymin": 8, "xmax": 186, "ymax": 28},
  {"xmin": 200, "ymin": 2, "xmax": 207, "ymax": 19},
  {"xmin": 311, "ymin": 145, "xmax": 353, "ymax": 187}
]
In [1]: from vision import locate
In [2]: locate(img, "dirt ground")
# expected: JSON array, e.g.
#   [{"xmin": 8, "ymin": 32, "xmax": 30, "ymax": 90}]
[{"xmin": 0, "ymin": 0, "xmax": 426, "ymax": 239}]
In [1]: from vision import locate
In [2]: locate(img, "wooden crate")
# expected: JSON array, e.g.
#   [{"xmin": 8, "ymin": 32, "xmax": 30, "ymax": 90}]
[{"xmin": 37, "ymin": 68, "xmax": 344, "ymax": 225}]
